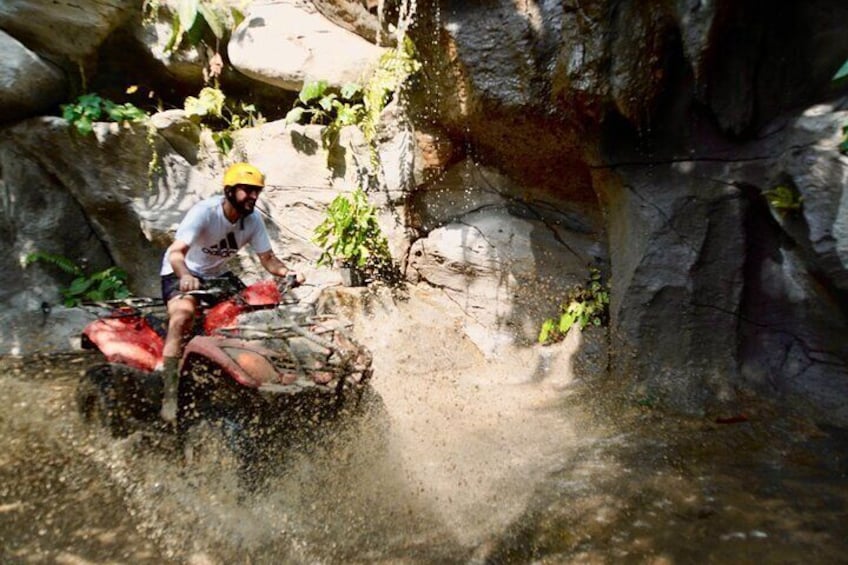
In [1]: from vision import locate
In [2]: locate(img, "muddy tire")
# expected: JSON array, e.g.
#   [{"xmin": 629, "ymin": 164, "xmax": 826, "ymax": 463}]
[
  {"xmin": 182, "ymin": 421, "xmax": 240, "ymax": 471},
  {"xmin": 76, "ymin": 365, "xmax": 129, "ymax": 438},
  {"xmin": 181, "ymin": 419, "xmax": 264, "ymax": 492}
]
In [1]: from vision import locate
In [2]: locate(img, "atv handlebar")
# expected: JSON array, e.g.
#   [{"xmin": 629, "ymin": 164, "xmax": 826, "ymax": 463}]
[
  {"xmin": 81, "ymin": 274, "xmax": 301, "ymax": 312},
  {"xmin": 183, "ymin": 273, "xmax": 300, "ymax": 303},
  {"xmin": 280, "ymin": 272, "xmax": 300, "ymax": 291}
]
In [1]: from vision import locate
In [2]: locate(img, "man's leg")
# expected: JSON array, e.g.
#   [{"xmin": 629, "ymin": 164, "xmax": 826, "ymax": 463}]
[{"xmin": 160, "ymin": 295, "xmax": 196, "ymax": 423}]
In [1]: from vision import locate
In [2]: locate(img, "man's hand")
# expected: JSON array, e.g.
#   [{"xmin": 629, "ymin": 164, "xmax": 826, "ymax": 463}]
[
  {"xmin": 282, "ymin": 271, "xmax": 305, "ymax": 289},
  {"xmin": 258, "ymin": 250, "xmax": 304, "ymax": 285},
  {"xmin": 179, "ymin": 273, "xmax": 200, "ymax": 292}
]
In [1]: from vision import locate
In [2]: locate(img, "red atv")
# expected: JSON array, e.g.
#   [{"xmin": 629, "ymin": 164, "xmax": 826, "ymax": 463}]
[{"xmin": 76, "ymin": 277, "xmax": 374, "ymax": 462}]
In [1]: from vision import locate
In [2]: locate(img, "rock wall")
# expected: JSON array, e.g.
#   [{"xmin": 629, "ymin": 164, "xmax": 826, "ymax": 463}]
[{"xmin": 0, "ymin": 0, "xmax": 847, "ymax": 425}]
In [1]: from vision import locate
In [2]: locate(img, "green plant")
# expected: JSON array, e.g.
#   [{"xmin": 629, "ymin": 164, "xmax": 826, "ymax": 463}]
[
  {"xmin": 61, "ymin": 93, "xmax": 147, "ymax": 135},
  {"xmin": 286, "ymin": 81, "xmax": 365, "ymax": 154},
  {"xmin": 24, "ymin": 252, "xmax": 131, "ymax": 307},
  {"xmin": 538, "ymin": 268, "xmax": 610, "ymax": 345},
  {"xmin": 763, "ymin": 185, "xmax": 802, "ymax": 214},
  {"xmin": 184, "ymin": 86, "xmax": 264, "ymax": 154},
  {"xmin": 150, "ymin": 0, "xmax": 247, "ymax": 54},
  {"xmin": 833, "ymin": 59, "xmax": 848, "ymax": 81},
  {"xmin": 361, "ymin": 35, "xmax": 421, "ymax": 146},
  {"xmin": 312, "ymin": 187, "xmax": 391, "ymax": 271},
  {"xmin": 285, "ymin": 36, "xmax": 421, "ymax": 169}
]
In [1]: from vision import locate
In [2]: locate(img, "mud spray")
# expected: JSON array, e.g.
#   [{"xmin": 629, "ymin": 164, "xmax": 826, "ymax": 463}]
[
  {"xmin": 90, "ymin": 286, "xmax": 594, "ymax": 563},
  {"xmin": 4, "ymin": 285, "xmax": 848, "ymax": 563}
]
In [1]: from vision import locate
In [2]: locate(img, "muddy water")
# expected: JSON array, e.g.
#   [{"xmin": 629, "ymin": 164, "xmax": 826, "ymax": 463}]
[{"xmin": 1, "ymin": 345, "xmax": 847, "ymax": 563}]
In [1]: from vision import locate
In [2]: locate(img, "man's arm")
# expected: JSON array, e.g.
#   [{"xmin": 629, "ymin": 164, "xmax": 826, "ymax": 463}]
[
  {"xmin": 167, "ymin": 240, "xmax": 201, "ymax": 292},
  {"xmin": 257, "ymin": 249, "xmax": 304, "ymax": 283}
]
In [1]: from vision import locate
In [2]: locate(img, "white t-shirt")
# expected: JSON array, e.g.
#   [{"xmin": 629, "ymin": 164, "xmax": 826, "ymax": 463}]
[{"xmin": 160, "ymin": 196, "xmax": 272, "ymax": 277}]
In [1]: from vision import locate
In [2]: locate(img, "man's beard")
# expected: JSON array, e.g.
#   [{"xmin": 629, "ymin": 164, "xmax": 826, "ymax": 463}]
[{"xmin": 226, "ymin": 190, "xmax": 255, "ymax": 216}]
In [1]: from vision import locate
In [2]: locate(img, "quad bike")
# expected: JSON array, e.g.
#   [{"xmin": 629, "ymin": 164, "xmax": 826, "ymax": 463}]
[{"xmin": 76, "ymin": 276, "xmax": 374, "ymax": 474}]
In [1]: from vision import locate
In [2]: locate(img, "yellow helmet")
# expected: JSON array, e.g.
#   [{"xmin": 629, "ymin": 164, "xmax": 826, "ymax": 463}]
[{"xmin": 223, "ymin": 162, "xmax": 265, "ymax": 188}]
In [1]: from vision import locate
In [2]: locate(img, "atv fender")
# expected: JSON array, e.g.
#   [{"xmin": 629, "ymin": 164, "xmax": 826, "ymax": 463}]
[
  {"xmin": 182, "ymin": 336, "xmax": 298, "ymax": 388},
  {"xmin": 203, "ymin": 280, "xmax": 281, "ymax": 333},
  {"xmin": 81, "ymin": 315, "xmax": 164, "ymax": 372}
]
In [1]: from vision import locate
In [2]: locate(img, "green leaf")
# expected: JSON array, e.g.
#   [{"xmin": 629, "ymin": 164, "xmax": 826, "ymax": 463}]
[
  {"xmin": 335, "ymin": 103, "xmax": 363, "ymax": 126},
  {"xmin": 65, "ymin": 276, "xmax": 94, "ymax": 296},
  {"xmin": 558, "ymin": 312, "xmax": 576, "ymax": 333},
  {"xmin": 231, "ymin": 7, "xmax": 245, "ymax": 29},
  {"xmin": 105, "ymin": 102, "xmax": 147, "ymax": 123},
  {"xmin": 24, "ymin": 252, "xmax": 84, "ymax": 275},
  {"xmin": 299, "ymin": 81, "xmax": 328, "ymax": 105},
  {"xmin": 198, "ymin": 2, "xmax": 225, "ymax": 39},
  {"xmin": 75, "ymin": 117, "xmax": 94, "ymax": 135},
  {"xmin": 177, "ymin": 0, "xmax": 199, "ymax": 32},
  {"xmin": 77, "ymin": 93, "xmax": 103, "ymax": 113},
  {"xmin": 834, "ymin": 59, "xmax": 848, "ymax": 80},
  {"xmin": 212, "ymin": 130, "xmax": 234, "ymax": 153},
  {"xmin": 538, "ymin": 319, "xmax": 556, "ymax": 344},
  {"xmin": 318, "ymin": 93, "xmax": 338, "ymax": 113},
  {"xmin": 340, "ymin": 82, "xmax": 362, "ymax": 101},
  {"xmin": 285, "ymin": 107, "xmax": 307, "ymax": 124},
  {"xmin": 184, "ymin": 86, "xmax": 226, "ymax": 118},
  {"xmin": 186, "ymin": 10, "xmax": 206, "ymax": 45}
]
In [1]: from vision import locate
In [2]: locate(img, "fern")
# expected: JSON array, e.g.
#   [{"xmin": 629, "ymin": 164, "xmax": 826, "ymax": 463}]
[
  {"xmin": 24, "ymin": 252, "xmax": 83, "ymax": 276},
  {"xmin": 24, "ymin": 252, "xmax": 131, "ymax": 306}
]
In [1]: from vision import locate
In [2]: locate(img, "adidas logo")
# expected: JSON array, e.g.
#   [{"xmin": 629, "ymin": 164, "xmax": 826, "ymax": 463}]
[{"xmin": 202, "ymin": 232, "xmax": 239, "ymax": 257}]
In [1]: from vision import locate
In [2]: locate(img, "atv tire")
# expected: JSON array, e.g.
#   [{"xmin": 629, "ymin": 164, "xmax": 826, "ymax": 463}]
[{"xmin": 76, "ymin": 364, "xmax": 130, "ymax": 438}]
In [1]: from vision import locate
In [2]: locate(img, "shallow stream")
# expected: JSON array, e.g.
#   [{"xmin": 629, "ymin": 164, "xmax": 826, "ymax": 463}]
[{"xmin": 1, "ymin": 342, "xmax": 847, "ymax": 563}]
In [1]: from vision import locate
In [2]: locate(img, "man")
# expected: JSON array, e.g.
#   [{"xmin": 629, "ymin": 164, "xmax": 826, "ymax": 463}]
[{"xmin": 159, "ymin": 162, "xmax": 303, "ymax": 423}]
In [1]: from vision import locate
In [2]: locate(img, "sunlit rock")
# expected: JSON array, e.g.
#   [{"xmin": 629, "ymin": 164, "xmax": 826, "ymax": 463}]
[
  {"xmin": 408, "ymin": 204, "xmax": 603, "ymax": 346},
  {"xmin": 228, "ymin": 0, "xmax": 387, "ymax": 92},
  {"xmin": 311, "ymin": 0, "xmax": 385, "ymax": 45}
]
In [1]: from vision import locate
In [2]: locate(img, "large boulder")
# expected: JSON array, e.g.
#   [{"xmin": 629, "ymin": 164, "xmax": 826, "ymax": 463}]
[
  {"xmin": 550, "ymin": 0, "xmax": 848, "ymax": 135},
  {"xmin": 1, "ymin": 116, "xmax": 191, "ymax": 298},
  {"xmin": 600, "ymin": 98, "xmax": 848, "ymax": 425},
  {"xmin": 311, "ymin": 0, "xmax": 384, "ymax": 45},
  {"xmin": 0, "ymin": 0, "xmax": 135, "ymax": 62},
  {"xmin": 0, "ymin": 32, "xmax": 66, "ymax": 123},
  {"xmin": 228, "ymin": 0, "xmax": 387, "ymax": 92},
  {"xmin": 407, "ymin": 159, "xmax": 605, "ymax": 354}
]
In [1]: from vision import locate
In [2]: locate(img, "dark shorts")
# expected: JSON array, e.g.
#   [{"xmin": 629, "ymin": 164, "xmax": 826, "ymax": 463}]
[{"xmin": 161, "ymin": 270, "xmax": 245, "ymax": 304}]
